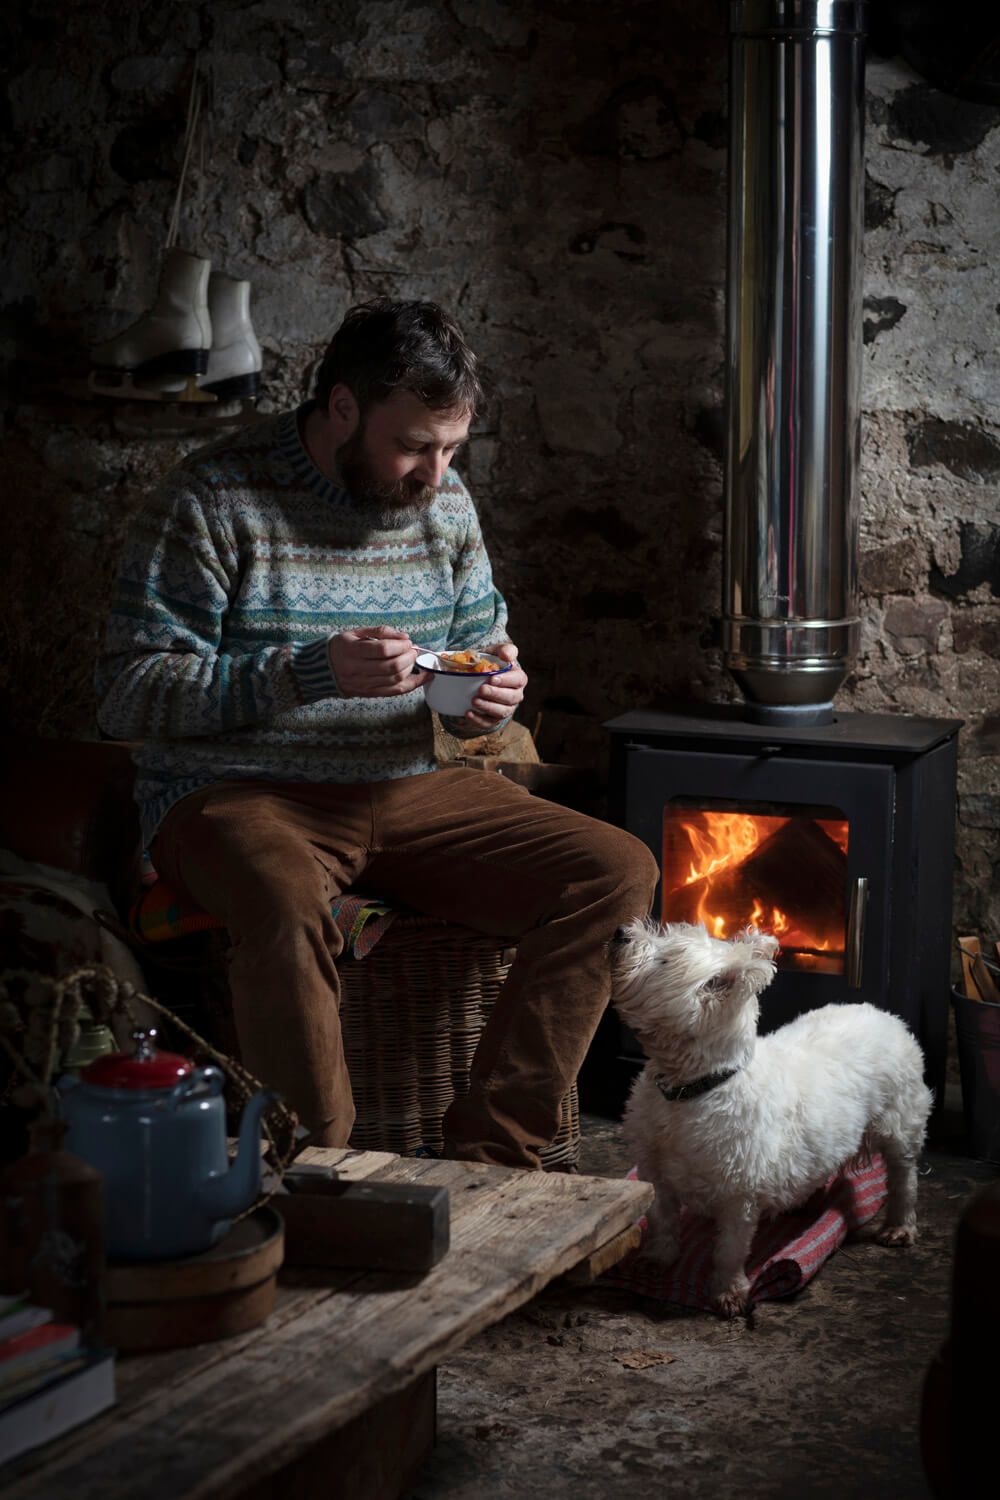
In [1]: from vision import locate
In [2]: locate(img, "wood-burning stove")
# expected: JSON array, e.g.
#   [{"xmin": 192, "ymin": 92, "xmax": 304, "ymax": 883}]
[
  {"xmin": 579, "ymin": 703, "xmax": 962, "ymax": 1116},
  {"xmin": 578, "ymin": 9, "xmax": 962, "ymax": 1120}
]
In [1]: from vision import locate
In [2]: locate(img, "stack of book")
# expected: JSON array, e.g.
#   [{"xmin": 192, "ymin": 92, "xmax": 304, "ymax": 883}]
[{"xmin": 0, "ymin": 1294, "xmax": 115, "ymax": 1466}]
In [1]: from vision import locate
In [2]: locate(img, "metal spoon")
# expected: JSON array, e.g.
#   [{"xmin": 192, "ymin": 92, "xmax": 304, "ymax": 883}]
[
  {"xmin": 411, "ymin": 643, "xmax": 450, "ymax": 666},
  {"xmin": 412, "ymin": 644, "xmax": 505, "ymax": 672}
]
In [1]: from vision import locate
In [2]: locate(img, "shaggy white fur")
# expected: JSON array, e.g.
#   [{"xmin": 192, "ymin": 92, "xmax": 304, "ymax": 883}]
[{"xmin": 611, "ymin": 919, "xmax": 933, "ymax": 1318}]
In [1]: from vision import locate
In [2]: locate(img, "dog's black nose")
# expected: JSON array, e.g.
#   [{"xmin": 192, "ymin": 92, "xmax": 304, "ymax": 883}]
[{"xmin": 613, "ymin": 926, "xmax": 631, "ymax": 943}]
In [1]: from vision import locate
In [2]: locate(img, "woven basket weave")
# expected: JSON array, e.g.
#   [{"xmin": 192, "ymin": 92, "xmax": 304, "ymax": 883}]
[
  {"xmin": 338, "ymin": 916, "xmax": 581, "ymax": 1169},
  {"xmin": 155, "ymin": 919, "xmax": 581, "ymax": 1169}
]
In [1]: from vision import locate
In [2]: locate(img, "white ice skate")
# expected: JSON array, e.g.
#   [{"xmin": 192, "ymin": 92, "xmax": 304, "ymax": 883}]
[{"xmin": 88, "ymin": 247, "xmax": 215, "ymax": 403}]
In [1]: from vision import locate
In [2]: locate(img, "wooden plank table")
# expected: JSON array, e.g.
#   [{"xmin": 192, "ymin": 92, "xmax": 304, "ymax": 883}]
[{"xmin": 3, "ymin": 1148, "xmax": 652, "ymax": 1500}]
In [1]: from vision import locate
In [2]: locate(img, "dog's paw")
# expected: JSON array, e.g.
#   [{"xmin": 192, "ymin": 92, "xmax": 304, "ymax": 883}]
[
  {"xmin": 876, "ymin": 1222, "xmax": 918, "ymax": 1247},
  {"xmin": 710, "ymin": 1267, "xmax": 752, "ymax": 1320},
  {"xmin": 713, "ymin": 1287, "xmax": 751, "ymax": 1321}
]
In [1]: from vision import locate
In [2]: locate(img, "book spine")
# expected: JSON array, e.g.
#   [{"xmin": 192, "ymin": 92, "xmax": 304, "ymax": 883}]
[
  {"xmin": 0, "ymin": 1303, "xmax": 53, "ymax": 1340},
  {"xmin": 0, "ymin": 1321, "xmax": 81, "ymax": 1376}
]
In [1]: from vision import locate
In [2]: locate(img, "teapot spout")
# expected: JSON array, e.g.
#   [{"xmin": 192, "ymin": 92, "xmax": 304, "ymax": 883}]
[{"xmin": 205, "ymin": 1087, "xmax": 281, "ymax": 1220}]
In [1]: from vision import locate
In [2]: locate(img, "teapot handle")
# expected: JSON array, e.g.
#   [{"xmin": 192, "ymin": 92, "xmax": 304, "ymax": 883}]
[{"xmin": 165, "ymin": 1065, "xmax": 226, "ymax": 1111}]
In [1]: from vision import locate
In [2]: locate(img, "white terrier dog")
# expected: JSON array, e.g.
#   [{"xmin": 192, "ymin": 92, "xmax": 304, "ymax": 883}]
[{"xmin": 611, "ymin": 919, "xmax": 933, "ymax": 1318}]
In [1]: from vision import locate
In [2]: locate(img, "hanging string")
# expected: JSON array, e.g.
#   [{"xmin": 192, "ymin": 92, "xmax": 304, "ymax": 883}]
[
  {"xmin": 0, "ymin": 963, "xmax": 300, "ymax": 1218},
  {"xmin": 165, "ymin": 53, "xmax": 206, "ymax": 252},
  {"xmin": 190, "ymin": 57, "xmax": 214, "ymax": 254}
]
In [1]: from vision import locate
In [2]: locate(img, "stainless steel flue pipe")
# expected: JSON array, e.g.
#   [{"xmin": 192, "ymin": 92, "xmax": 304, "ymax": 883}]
[{"xmin": 722, "ymin": 0, "xmax": 868, "ymax": 724}]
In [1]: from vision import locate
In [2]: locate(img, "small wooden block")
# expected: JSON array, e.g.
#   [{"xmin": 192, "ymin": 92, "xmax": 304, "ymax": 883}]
[
  {"xmin": 958, "ymin": 935, "xmax": 984, "ymax": 1001},
  {"xmin": 277, "ymin": 1177, "xmax": 450, "ymax": 1272},
  {"xmin": 972, "ymin": 953, "xmax": 1000, "ymax": 1005}
]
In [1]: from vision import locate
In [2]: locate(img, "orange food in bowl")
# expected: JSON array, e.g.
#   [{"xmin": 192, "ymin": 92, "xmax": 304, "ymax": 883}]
[{"xmin": 440, "ymin": 650, "xmax": 497, "ymax": 674}]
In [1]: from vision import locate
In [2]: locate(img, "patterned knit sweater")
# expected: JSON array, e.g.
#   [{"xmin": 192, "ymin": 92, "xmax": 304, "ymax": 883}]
[{"xmin": 95, "ymin": 406, "xmax": 510, "ymax": 845}]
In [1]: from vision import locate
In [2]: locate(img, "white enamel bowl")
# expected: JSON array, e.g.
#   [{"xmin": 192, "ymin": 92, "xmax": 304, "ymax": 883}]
[{"xmin": 415, "ymin": 650, "xmax": 512, "ymax": 715}]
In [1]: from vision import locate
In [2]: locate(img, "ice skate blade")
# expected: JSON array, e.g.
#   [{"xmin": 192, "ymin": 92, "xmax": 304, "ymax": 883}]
[
  {"xmin": 109, "ymin": 398, "xmax": 263, "ymax": 437},
  {"xmin": 201, "ymin": 370, "xmax": 262, "ymax": 401},
  {"xmin": 88, "ymin": 370, "xmax": 218, "ymax": 404}
]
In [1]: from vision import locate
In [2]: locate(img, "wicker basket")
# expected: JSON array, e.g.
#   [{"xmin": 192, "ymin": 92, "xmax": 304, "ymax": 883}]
[
  {"xmin": 338, "ymin": 916, "xmax": 581, "ymax": 1169},
  {"xmin": 149, "ymin": 919, "xmax": 581, "ymax": 1169}
]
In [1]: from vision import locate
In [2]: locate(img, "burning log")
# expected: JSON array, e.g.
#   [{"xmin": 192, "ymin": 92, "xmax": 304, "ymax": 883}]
[{"xmin": 739, "ymin": 819, "xmax": 846, "ymax": 926}]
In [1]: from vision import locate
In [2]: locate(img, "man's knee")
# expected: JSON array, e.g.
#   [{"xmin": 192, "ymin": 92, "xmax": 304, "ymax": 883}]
[
  {"xmin": 613, "ymin": 830, "xmax": 659, "ymax": 916},
  {"xmin": 621, "ymin": 829, "xmax": 659, "ymax": 892},
  {"xmin": 593, "ymin": 819, "xmax": 657, "ymax": 880},
  {"xmin": 579, "ymin": 821, "xmax": 659, "ymax": 917}
]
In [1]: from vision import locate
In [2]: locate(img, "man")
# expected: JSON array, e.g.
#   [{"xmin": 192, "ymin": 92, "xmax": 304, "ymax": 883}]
[{"xmin": 96, "ymin": 298, "xmax": 659, "ymax": 1170}]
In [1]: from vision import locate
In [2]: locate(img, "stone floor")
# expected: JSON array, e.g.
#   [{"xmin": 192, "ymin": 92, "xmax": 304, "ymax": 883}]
[{"xmin": 402, "ymin": 1087, "xmax": 997, "ymax": 1500}]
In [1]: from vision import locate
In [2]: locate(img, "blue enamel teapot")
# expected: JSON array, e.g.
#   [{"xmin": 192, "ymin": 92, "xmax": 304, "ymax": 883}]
[{"xmin": 58, "ymin": 1028, "xmax": 278, "ymax": 1260}]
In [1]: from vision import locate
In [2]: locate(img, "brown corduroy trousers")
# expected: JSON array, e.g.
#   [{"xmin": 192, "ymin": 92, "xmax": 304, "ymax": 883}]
[{"xmin": 153, "ymin": 765, "xmax": 659, "ymax": 1169}]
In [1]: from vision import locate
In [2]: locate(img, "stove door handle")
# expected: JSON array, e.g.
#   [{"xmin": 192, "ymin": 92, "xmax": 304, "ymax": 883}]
[{"xmin": 846, "ymin": 877, "xmax": 869, "ymax": 990}]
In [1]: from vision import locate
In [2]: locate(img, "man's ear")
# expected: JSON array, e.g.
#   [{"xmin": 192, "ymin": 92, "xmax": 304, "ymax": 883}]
[{"xmin": 326, "ymin": 382, "xmax": 360, "ymax": 439}]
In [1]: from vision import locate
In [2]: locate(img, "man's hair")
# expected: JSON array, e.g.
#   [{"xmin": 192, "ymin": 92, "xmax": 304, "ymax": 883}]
[{"xmin": 313, "ymin": 298, "xmax": 484, "ymax": 418}]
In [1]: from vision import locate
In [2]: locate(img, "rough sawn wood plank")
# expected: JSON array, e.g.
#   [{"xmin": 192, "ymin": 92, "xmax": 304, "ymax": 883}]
[{"xmin": 4, "ymin": 1149, "xmax": 652, "ymax": 1500}]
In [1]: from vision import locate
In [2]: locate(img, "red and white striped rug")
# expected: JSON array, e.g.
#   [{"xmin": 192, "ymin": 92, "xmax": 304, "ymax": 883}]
[{"xmin": 601, "ymin": 1155, "xmax": 889, "ymax": 1311}]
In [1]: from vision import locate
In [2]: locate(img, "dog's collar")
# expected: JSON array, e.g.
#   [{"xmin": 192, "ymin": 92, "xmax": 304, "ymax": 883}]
[{"xmin": 653, "ymin": 1067, "xmax": 739, "ymax": 1103}]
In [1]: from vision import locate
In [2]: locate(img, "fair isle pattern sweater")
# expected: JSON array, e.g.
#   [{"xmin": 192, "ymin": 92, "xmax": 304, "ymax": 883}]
[{"xmin": 96, "ymin": 406, "xmax": 510, "ymax": 845}]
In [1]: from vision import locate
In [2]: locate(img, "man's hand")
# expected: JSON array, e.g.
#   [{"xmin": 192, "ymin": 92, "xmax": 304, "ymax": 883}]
[
  {"xmin": 328, "ymin": 626, "xmax": 430, "ymax": 697},
  {"xmin": 465, "ymin": 641, "xmax": 527, "ymax": 730}
]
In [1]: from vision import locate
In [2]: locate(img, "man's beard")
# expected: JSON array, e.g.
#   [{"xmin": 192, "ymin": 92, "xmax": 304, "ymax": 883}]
[{"xmin": 335, "ymin": 428, "xmax": 436, "ymax": 531}]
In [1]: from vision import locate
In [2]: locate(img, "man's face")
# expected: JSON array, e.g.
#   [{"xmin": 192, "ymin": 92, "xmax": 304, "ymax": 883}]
[{"xmin": 335, "ymin": 389, "xmax": 471, "ymax": 529}]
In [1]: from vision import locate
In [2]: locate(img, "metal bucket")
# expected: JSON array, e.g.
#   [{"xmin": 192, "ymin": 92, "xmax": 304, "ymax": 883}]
[{"xmin": 951, "ymin": 984, "xmax": 1000, "ymax": 1164}]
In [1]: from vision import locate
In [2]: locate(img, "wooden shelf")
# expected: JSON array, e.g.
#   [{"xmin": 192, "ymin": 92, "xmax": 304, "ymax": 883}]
[{"xmin": 12, "ymin": 376, "xmax": 266, "ymax": 437}]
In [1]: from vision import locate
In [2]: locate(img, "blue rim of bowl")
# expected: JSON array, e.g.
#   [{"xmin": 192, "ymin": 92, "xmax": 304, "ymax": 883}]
[{"xmin": 415, "ymin": 651, "xmax": 513, "ymax": 678}]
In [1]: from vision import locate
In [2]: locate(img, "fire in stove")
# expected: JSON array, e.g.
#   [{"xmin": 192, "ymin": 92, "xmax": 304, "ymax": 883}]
[{"xmin": 660, "ymin": 808, "xmax": 850, "ymax": 975}]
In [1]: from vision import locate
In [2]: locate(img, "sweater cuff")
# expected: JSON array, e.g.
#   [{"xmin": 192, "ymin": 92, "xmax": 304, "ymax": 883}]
[{"xmin": 291, "ymin": 638, "xmax": 342, "ymax": 702}]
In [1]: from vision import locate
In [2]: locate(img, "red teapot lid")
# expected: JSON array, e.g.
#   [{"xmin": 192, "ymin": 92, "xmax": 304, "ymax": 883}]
[{"xmin": 81, "ymin": 1028, "xmax": 194, "ymax": 1090}]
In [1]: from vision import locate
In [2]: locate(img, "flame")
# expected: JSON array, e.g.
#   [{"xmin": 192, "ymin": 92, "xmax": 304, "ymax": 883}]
[
  {"xmin": 662, "ymin": 810, "xmax": 849, "ymax": 970},
  {"xmin": 681, "ymin": 814, "xmax": 760, "ymax": 885},
  {"xmin": 680, "ymin": 814, "xmax": 764, "ymax": 932}
]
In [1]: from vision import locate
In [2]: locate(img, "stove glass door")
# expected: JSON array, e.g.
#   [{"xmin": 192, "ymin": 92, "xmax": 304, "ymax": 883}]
[
  {"xmin": 623, "ymin": 745, "xmax": 894, "ymax": 1016},
  {"xmin": 661, "ymin": 803, "xmax": 849, "ymax": 975}
]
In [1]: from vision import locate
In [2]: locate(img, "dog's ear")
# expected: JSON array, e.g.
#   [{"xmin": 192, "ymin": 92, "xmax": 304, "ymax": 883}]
[{"xmin": 699, "ymin": 970, "xmax": 739, "ymax": 998}]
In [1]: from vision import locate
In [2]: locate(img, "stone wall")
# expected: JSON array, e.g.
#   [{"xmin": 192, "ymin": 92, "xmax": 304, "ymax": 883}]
[{"xmin": 1, "ymin": 0, "xmax": 997, "ymax": 939}]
